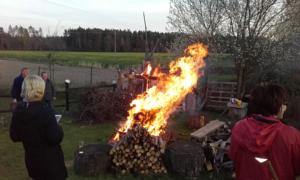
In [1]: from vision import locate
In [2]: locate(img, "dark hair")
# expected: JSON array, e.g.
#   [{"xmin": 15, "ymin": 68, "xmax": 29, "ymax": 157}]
[
  {"xmin": 41, "ymin": 72, "xmax": 47, "ymax": 76},
  {"xmin": 248, "ymin": 84, "xmax": 287, "ymax": 116},
  {"xmin": 21, "ymin": 67, "xmax": 28, "ymax": 72}
]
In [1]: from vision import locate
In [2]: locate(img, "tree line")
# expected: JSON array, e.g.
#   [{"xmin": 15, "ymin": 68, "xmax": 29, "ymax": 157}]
[{"xmin": 0, "ymin": 25, "xmax": 178, "ymax": 52}]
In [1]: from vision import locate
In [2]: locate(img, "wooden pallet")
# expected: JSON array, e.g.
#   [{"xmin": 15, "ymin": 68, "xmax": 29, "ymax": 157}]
[{"xmin": 205, "ymin": 82, "xmax": 237, "ymax": 110}]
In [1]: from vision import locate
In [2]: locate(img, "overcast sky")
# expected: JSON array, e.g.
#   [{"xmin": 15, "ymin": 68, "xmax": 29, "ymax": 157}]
[{"xmin": 0, "ymin": 0, "xmax": 170, "ymax": 35}]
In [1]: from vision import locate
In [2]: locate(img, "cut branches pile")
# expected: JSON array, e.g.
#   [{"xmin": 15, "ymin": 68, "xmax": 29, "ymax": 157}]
[{"xmin": 79, "ymin": 89, "xmax": 132, "ymax": 123}]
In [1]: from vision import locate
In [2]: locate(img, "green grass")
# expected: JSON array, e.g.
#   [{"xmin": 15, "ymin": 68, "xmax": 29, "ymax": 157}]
[
  {"xmin": 0, "ymin": 99, "xmax": 233, "ymax": 180},
  {"xmin": 0, "ymin": 116, "xmax": 116, "ymax": 180},
  {"xmin": 0, "ymin": 50, "xmax": 236, "ymax": 82},
  {"xmin": 208, "ymin": 54, "xmax": 234, "ymax": 68},
  {"xmin": 0, "ymin": 50, "xmax": 234, "ymax": 69},
  {"xmin": 0, "ymin": 51, "xmax": 171, "ymax": 69},
  {"xmin": 206, "ymin": 54, "xmax": 236, "ymax": 82},
  {"xmin": 0, "ymin": 97, "xmax": 10, "ymax": 109}
]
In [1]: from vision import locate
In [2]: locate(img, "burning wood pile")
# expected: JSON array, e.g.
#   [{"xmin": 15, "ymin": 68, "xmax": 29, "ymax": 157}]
[
  {"xmin": 75, "ymin": 44, "xmax": 234, "ymax": 178},
  {"xmin": 108, "ymin": 43, "xmax": 208, "ymax": 176},
  {"xmin": 110, "ymin": 124, "xmax": 167, "ymax": 175}
]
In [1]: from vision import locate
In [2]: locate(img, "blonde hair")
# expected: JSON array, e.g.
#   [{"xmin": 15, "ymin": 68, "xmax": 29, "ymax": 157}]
[{"xmin": 21, "ymin": 75, "xmax": 45, "ymax": 102}]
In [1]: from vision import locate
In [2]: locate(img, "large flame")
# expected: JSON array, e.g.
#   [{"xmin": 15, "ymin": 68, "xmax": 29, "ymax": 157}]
[{"xmin": 113, "ymin": 43, "xmax": 208, "ymax": 141}]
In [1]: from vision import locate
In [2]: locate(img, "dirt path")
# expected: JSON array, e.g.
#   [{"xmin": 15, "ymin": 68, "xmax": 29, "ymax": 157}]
[{"xmin": 0, "ymin": 59, "xmax": 118, "ymax": 90}]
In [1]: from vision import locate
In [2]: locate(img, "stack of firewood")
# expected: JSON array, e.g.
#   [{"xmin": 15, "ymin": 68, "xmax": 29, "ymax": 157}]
[{"xmin": 110, "ymin": 124, "xmax": 167, "ymax": 175}]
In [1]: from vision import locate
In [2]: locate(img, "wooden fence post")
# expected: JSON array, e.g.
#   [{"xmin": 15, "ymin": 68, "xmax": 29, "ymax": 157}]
[
  {"xmin": 90, "ymin": 64, "xmax": 93, "ymax": 86},
  {"xmin": 38, "ymin": 66, "xmax": 41, "ymax": 75}
]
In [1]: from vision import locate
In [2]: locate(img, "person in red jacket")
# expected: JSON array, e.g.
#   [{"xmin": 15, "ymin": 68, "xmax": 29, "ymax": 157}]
[{"xmin": 229, "ymin": 84, "xmax": 300, "ymax": 180}]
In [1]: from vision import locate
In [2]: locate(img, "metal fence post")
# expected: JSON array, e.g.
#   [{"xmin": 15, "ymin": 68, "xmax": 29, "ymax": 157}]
[{"xmin": 65, "ymin": 79, "xmax": 71, "ymax": 112}]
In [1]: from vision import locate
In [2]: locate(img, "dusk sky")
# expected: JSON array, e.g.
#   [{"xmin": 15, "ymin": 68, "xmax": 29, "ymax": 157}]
[{"xmin": 0, "ymin": 0, "xmax": 170, "ymax": 35}]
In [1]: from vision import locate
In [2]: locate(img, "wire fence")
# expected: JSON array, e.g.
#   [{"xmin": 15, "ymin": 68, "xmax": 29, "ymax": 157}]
[
  {"xmin": 0, "ymin": 59, "xmax": 120, "ymax": 90},
  {"xmin": 0, "ymin": 59, "xmax": 121, "ymax": 114}
]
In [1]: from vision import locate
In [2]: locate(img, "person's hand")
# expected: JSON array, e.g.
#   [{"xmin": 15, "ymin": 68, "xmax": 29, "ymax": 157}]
[
  {"xmin": 10, "ymin": 99, "xmax": 17, "ymax": 111},
  {"xmin": 277, "ymin": 104, "xmax": 287, "ymax": 119}
]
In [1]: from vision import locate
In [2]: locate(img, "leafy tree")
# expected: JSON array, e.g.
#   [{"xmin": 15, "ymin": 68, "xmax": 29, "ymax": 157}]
[{"xmin": 168, "ymin": 0, "xmax": 289, "ymax": 97}]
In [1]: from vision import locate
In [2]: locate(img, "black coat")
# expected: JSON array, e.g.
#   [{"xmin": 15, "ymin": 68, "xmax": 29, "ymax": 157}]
[
  {"xmin": 43, "ymin": 79, "xmax": 56, "ymax": 101},
  {"xmin": 10, "ymin": 101, "xmax": 67, "ymax": 180},
  {"xmin": 11, "ymin": 75, "xmax": 24, "ymax": 102}
]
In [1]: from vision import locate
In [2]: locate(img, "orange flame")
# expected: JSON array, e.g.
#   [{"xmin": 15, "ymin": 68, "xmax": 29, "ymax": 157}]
[
  {"xmin": 112, "ymin": 43, "xmax": 208, "ymax": 141},
  {"xmin": 143, "ymin": 63, "xmax": 152, "ymax": 76}
]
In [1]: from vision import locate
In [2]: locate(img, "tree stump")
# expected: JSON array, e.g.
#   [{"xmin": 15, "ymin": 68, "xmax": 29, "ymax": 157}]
[
  {"xmin": 74, "ymin": 144, "xmax": 112, "ymax": 176},
  {"xmin": 164, "ymin": 141, "xmax": 205, "ymax": 178}
]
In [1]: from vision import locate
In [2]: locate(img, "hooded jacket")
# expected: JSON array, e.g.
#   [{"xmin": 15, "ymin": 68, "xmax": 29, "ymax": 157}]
[{"xmin": 229, "ymin": 115, "xmax": 300, "ymax": 180}]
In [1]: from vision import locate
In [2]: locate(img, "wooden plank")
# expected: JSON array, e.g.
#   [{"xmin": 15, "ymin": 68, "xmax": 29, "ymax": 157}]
[
  {"xmin": 207, "ymin": 100, "xmax": 228, "ymax": 104},
  {"xmin": 206, "ymin": 104, "xmax": 227, "ymax": 109},
  {"xmin": 208, "ymin": 90, "xmax": 236, "ymax": 94},
  {"xmin": 205, "ymin": 103, "xmax": 226, "ymax": 107},
  {"xmin": 208, "ymin": 89, "xmax": 237, "ymax": 93},
  {"xmin": 205, "ymin": 104, "xmax": 226, "ymax": 110},
  {"xmin": 190, "ymin": 120, "xmax": 225, "ymax": 140},
  {"xmin": 208, "ymin": 82, "xmax": 237, "ymax": 85},
  {"xmin": 208, "ymin": 96, "xmax": 231, "ymax": 100},
  {"xmin": 208, "ymin": 86, "xmax": 237, "ymax": 89}
]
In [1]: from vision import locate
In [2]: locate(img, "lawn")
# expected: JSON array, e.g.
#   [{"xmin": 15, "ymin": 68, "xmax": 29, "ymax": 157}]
[
  {"xmin": 0, "ymin": 116, "xmax": 116, "ymax": 180},
  {"xmin": 0, "ymin": 51, "xmax": 171, "ymax": 69},
  {"xmin": 0, "ymin": 109, "xmax": 232, "ymax": 180},
  {"xmin": 0, "ymin": 50, "xmax": 234, "ymax": 70}
]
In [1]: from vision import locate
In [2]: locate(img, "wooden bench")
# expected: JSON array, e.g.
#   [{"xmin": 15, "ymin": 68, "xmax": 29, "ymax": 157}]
[{"xmin": 190, "ymin": 119, "xmax": 225, "ymax": 141}]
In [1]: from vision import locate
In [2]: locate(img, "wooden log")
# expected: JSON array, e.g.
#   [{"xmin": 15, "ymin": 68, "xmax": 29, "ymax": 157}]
[{"xmin": 110, "ymin": 124, "xmax": 167, "ymax": 175}]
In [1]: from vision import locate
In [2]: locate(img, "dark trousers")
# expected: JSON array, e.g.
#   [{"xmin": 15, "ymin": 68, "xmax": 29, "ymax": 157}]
[{"xmin": 45, "ymin": 100, "xmax": 54, "ymax": 110}]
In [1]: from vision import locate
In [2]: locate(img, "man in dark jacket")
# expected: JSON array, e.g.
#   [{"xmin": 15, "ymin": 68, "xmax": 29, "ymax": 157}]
[
  {"xmin": 41, "ymin": 72, "xmax": 56, "ymax": 109},
  {"xmin": 11, "ymin": 67, "xmax": 29, "ymax": 102},
  {"xmin": 10, "ymin": 75, "xmax": 67, "ymax": 180}
]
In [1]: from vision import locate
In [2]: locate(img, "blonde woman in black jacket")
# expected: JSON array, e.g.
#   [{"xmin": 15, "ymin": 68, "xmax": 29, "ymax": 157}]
[{"xmin": 10, "ymin": 75, "xmax": 67, "ymax": 180}]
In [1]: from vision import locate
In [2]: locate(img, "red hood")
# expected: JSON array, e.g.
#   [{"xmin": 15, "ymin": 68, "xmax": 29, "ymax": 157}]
[{"xmin": 232, "ymin": 115, "xmax": 284, "ymax": 154}]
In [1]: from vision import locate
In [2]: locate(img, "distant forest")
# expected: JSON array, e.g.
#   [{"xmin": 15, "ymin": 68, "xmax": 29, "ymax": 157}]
[{"xmin": 0, "ymin": 25, "xmax": 178, "ymax": 52}]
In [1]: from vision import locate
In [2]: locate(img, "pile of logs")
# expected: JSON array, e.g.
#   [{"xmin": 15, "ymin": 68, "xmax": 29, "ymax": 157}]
[
  {"xmin": 110, "ymin": 124, "xmax": 167, "ymax": 175},
  {"xmin": 79, "ymin": 89, "xmax": 132, "ymax": 123},
  {"xmin": 202, "ymin": 124, "xmax": 232, "ymax": 172}
]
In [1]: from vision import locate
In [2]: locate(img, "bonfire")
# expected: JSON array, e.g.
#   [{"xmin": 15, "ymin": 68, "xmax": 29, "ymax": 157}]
[{"xmin": 110, "ymin": 43, "xmax": 208, "ymax": 174}]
